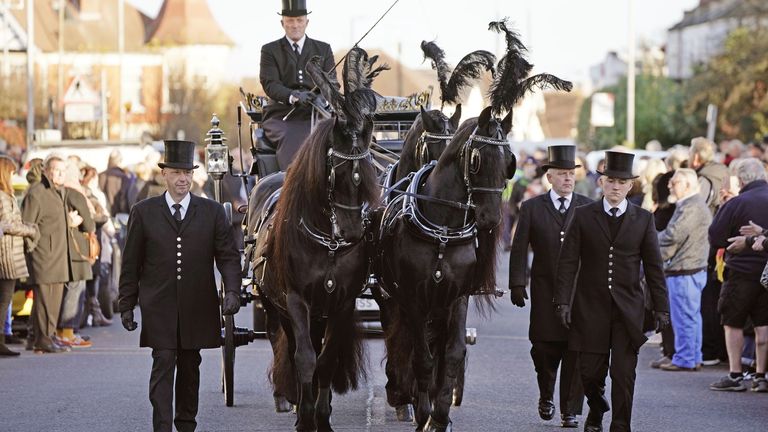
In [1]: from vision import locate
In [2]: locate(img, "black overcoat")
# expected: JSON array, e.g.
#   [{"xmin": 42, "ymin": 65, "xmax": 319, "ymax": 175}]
[
  {"xmin": 117, "ymin": 193, "xmax": 241, "ymax": 350},
  {"xmin": 509, "ymin": 192, "xmax": 592, "ymax": 342},
  {"xmin": 554, "ymin": 200, "xmax": 669, "ymax": 353}
]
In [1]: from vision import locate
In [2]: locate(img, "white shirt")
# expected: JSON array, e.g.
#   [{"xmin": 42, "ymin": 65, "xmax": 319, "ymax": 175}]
[
  {"xmin": 602, "ymin": 197, "xmax": 628, "ymax": 217},
  {"xmin": 286, "ymin": 35, "xmax": 306, "ymax": 54},
  {"xmin": 549, "ymin": 189, "xmax": 573, "ymax": 211},
  {"xmin": 165, "ymin": 192, "xmax": 191, "ymax": 220}
]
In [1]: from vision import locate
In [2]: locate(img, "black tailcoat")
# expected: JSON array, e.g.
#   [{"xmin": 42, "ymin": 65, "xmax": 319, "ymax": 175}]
[
  {"xmin": 555, "ymin": 200, "xmax": 669, "ymax": 353},
  {"xmin": 509, "ymin": 192, "xmax": 592, "ymax": 341},
  {"xmin": 117, "ymin": 193, "xmax": 241, "ymax": 350}
]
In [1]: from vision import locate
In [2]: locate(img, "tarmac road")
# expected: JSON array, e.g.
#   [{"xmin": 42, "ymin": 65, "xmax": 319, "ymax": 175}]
[{"xmin": 2, "ymin": 251, "xmax": 766, "ymax": 431}]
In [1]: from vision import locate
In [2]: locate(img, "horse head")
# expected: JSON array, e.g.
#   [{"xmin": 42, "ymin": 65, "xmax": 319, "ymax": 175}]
[
  {"xmin": 416, "ymin": 105, "xmax": 461, "ymax": 166},
  {"xmin": 460, "ymin": 105, "xmax": 516, "ymax": 230}
]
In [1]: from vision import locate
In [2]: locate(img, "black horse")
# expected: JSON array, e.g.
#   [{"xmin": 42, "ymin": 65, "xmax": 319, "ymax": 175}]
[
  {"xmin": 249, "ymin": 49, "xmax": 385, "ymax": 432},
  {"xmin": 377, "ymin": 105, "xmax": 517, "ymax": 431}
]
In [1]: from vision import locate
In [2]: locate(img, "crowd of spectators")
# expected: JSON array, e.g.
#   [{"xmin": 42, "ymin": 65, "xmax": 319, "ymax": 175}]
[
  {"xmin": 504, "ymin": 135, "xmax": 768, "ymax": 393},
  {"xmin": 0, "ymin": 146, "xmax": 251, "ymax": 355}
]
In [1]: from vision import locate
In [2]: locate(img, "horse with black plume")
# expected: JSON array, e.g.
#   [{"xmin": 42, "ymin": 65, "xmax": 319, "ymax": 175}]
[
  {"xmin": 249, "ymin": 47, "xmax": 387, "ymax": 432},
  {"xmin": 376, "ymin": 19, "xmax": 572, "ymax": 432},
  {"xmin": 393, "ymin": 41, "xmax": 495, "ymax": 182}
]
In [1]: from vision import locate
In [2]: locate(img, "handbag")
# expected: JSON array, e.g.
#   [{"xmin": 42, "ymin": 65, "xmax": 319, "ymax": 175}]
[{"xmin": 71, "ymin": 230, "xmax": 100, "ymax": 264}]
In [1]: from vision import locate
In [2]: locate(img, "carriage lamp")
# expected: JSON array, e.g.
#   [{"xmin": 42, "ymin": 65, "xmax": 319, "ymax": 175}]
[{"xmin": 205, "ymin": 114, "xmax": 229, "ymax": 179}]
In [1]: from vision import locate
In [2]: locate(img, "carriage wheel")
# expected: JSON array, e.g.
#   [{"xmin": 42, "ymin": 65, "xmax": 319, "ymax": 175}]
[{"xmin": 222, "ymin": 314, "xmax": 235, "ymax": 407}]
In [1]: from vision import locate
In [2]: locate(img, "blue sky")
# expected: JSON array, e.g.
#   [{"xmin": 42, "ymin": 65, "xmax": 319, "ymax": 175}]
[{"xmin": 128, "ymin": 0, "xmax": 700, "ymax": 84}]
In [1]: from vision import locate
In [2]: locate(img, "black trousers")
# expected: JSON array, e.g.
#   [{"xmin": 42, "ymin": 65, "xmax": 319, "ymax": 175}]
[
  {"xmin": 150, "ymin": 348, "xmax": 202, "ymax": 432},
  {"xmin": 578, "ymin": 310, "xmax": 638, "ymax": 432},
  {"xmin": 701, "ymin": 271, "xmax": 727, "ymax": 361},
  {"xmin": 530, "ymin": 341, "xmax": 584, "ymax": 415}
]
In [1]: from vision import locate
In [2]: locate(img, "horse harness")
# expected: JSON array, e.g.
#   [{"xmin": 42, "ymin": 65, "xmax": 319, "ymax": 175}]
[
  {"xmin": 415, "ymin": 123, "xmax": 454, "ymax": 167},
  {"xmin": 380, "ymin": 123, "xmax": 511, "ymax": 285}
]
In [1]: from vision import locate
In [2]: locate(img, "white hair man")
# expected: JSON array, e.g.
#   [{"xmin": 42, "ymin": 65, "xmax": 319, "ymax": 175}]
[
  {"xmin": 689, "ymin": 137, "xmax": 728, "ymax": 214},
  {"xmin": 656, "ymin": 168, "xmax": 712, "ymax": 371}
]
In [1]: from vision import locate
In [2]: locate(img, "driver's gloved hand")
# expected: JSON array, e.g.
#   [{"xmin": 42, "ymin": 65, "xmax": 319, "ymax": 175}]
[{"xmin": 290, "ymin": 90, "xmax": 315, "ymax": 106}]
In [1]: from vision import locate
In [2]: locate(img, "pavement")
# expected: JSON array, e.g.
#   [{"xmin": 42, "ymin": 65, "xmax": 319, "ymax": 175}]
[{"xmin": 1, "ymin": 251, "xmax": 766, "ymax": 431}]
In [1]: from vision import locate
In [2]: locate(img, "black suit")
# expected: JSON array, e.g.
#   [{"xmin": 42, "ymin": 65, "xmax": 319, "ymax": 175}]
[
  {"xmin": 555, "ymin": 199, "xmax": 668, "ymax": 432},
  {"xmin": 259, "ymin": 36, "xmax": 335, "ymax": 169},
  {"xmin": 118, "ymin": 193, "xmax": 240, "ymax": 432},
  {"xmin": 510, "ymin": 192, "xmax": 590, "ymax": 416}
]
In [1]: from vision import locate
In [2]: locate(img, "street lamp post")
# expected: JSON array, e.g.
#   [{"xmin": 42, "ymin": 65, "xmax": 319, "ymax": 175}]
[
  {"xmin": 626, "ymin": 0, "xmax": 636, "ymax": 147},
  {"xmin": 25, "ymin": 0, "xmax": 34, "ymax": 147}
]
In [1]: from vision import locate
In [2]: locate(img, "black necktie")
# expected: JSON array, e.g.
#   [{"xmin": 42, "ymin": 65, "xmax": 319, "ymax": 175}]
[
  {"xmin": 557, "ymin": 197, "xmax": 567, "ymax": 214},
  {"xmin": 292, "ymin": 42, "xmax": 300, "ymax": 56},
  {"xmin": 609, "ymin": 207, "xmax": 619, "ymax": 218},
  {"xmin": 172, "ymin": 203, "xmax": 182, "ymax": 222}
]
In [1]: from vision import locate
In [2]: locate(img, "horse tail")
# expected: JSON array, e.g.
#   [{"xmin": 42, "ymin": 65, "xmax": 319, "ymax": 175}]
[
  {"xmin": 269, "ymin": 326, "xmax": 298, "ymax": 404},
  {"xmin": 331, "ymin": 309, "xmax": 368, "ymax": 394},
  {"xmin": 472, "ymin": 225, "xmax": 500, "ymax": 318}
]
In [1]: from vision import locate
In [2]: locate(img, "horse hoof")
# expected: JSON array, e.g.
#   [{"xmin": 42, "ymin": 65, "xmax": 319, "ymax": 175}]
[
  {"xmin": 275, "ymin": 395, "xmax": 294, "ymax": 413},
  {"xmin": 395, "ymin": 404, "xmax": 414, "ymax": 422},
  {"xmin": 423, "ymin": 416, "xmax": 452, "ymax": 432}
]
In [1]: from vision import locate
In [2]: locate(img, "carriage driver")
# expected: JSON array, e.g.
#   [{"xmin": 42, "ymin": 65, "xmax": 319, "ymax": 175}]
[
  {"xmin": 260, "ymin": 0, "xmax": 337, "ymax": 170},
  {"xmin": 117, "ymin": 140, "xmax": 242, "ymax": 432}
]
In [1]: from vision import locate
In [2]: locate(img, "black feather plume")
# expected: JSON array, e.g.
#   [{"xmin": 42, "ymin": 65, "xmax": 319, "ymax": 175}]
[
  {"xmin": 444, "ymin": 50, "xmax": 495, "ymax": 105},
  {"xmin": 306, "ymin": 56, "xmax": 344, "ymax": 117},
  {"xmin": 422, "ymin": 40, "xmax": 495, "ymax": 107},
  {"xmin": 421, "ymin": 41, "xmax": 451, "ymax": 103},
  {"xmin": 488, "ymin": 18, "xmax": 572, "ymax": 115},
  {"xmin": 343, "ymin": 47, "xmax": 367, "ymax": 94},
  {"xmin": 339, "ymin": 47, "xmax": 387, "ymax": 131}
]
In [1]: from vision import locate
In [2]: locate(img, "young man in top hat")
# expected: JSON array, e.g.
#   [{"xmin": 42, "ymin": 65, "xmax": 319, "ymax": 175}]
[
  {"xmin": 554, "ymin": 151, "xmax": 670, "ymax": 432},
  {"xmin": 509, "ymin": 145, "xmax": 589, "ymax": 428},
  {"xmin": 117, "ymin": 140, "xmax": 242, "ymax": 432},
  {"xmin": 260, "ymin": 0, "xmax": 336, "ymax": 170}
]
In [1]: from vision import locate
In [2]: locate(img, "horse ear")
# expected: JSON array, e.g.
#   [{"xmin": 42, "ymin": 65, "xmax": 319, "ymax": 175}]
[
  {"xmin": 507, "ymin": 151, "xmax": 518, "ymax": 179},
  {"xmin": 450, "ymin": 104, "xmax": 462, "ymax": 129},
  {"xmin": 420, "ymin": 106, "xmax": 437, "ymax": 131},
  {"xmin": 478, "ymin": 106, "xmax": 492, "ymax": 128},
  {"xmin": 501, "ymin": 109, "xmax": 513, "ymax": 135}
]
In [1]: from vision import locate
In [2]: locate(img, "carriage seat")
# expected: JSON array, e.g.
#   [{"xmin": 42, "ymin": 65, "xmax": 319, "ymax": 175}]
[{"xmin": 242, "ymin": 98, "xmax": 280, "ymax": 178}]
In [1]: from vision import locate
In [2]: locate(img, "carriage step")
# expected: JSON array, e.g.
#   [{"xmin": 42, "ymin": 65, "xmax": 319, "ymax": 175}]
[{"xmin": 465, "ymin": 328, "xmax": 477, "ymax": 345}]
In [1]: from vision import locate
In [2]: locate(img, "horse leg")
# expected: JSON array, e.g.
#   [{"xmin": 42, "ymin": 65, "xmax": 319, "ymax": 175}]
[
  {"xmin": 285, "ymin": 292, "xmax": 317, "ymax": 432},
  {"xmin": 313, "ymin": 315, "xmax": 342, "ymax": 432},
  {"xmin": 265, "ymin": 299, "xmax": 294, "ymax": 412},
  {"xmin": 410, "ymin": 317, "xmax": 435, "ymax": 431},
  {"xmin": 425, "ymin": 297, "xmax": 468, "ymax": 432}
]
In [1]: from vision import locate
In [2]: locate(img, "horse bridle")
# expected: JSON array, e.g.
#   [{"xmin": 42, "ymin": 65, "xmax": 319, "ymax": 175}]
[
  {"xmin": 325, "ymin": 133, "xmax": 372, "ymax": 239},
  {"xmin": 460, "ymin": 122, "xmax": 511, "ymax": 223},
  {"xmin": 415, "ymin": 118, "xmax": 454, "ymax": 166}
]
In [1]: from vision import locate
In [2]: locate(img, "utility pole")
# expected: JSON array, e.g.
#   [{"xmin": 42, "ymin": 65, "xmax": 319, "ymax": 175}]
[
  {"xmin": 25, "ymin": 0, "xmax": 34, "ymax": 147},
  {"xmin": 118, "ymin": 0, "xmax": 125, "ymax": 140},
  {"xmin": 57, "ymin": 0, "xmax": 63, "ymax": 131},
  {"xmin": 626, "ymin": 0, "xmax": 636, "ymax": 147}
]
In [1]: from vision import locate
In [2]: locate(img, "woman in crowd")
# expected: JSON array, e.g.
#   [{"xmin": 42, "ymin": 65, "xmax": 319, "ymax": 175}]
[{"xmin": 0, "ymin": 155, "xmax": 38, "ymax": 357}]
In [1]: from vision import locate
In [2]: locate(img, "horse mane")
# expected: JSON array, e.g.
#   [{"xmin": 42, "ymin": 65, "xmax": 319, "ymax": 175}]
[{"xmin": 270, "ymin": 118, "xmax": 336, "ymax": 292}]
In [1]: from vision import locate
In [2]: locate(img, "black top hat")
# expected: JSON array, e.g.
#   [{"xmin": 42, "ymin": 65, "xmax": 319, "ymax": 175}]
[
  {"xmin": 278, "ymin": 0, "xmax": 311, "ymax": 16},
  {"xmin": 158, "ymin": 140, "xmax": 199, "ymax": 170},
  {"xmin": 596, "ymin": 151, "xmax": 637, "ymax": 179},
  {"xmin": 542, "ymin": 145, "xmax": 581, "ymax": 171}
]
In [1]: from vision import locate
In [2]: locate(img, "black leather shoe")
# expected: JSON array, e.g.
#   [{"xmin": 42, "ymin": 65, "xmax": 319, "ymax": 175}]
[
  {"xmin": 538, "ymin": 398, "xmax": 555, "ymax": 420},
  {"xmin": 561, "ymin": 413, "xmax": 578, "ymax": 428},
  {"xmin": 584, "ymin": 410, "xmax": 603, "ymax": 432}
]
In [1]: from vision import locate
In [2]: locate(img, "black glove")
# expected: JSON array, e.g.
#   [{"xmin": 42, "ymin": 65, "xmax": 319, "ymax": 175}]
[
  {"xmin": 555, "ymin": 304, "xmax": 571, "ymax": 329},
  {"xmin": 121, "ymin": 310, "xmax": 138, "ymax": 331},
  {"xmin": 509, "ymin": 286, "xmax": 528, "ymax": 307},
  {"xmin": 654, "ymin": 311, "xmax": 671, "ymax": 333},
  {"xmin": 222, "ymin": 291, "xmax": 241, "ymax": 315},
  {"xmin": 291, "ymin": 90, "xmax": 315, "ymax": 106}
]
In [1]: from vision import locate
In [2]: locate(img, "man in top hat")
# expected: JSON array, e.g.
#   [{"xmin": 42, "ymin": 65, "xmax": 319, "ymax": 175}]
[
  {"xmin": 260, "ymin": 0, "xmax": 336, "ymax": 169},
  {"xmin": 509, "ymin": 145, "xmax": 589, "ymax": 428},
  {"xmin": 117, "ymin": 140, "xmax": 242, "ymax": 432},
  {"xmin": 553, "ymin": 151, "xmax": 670, "ymax": 432}
]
